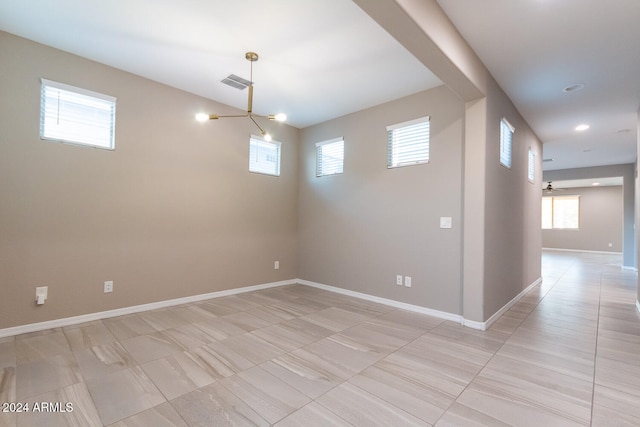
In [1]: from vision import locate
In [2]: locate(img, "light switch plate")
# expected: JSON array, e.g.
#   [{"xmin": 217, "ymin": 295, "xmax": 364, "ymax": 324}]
[{"xmin": 440, "ymin": 217, "xmax": 452, "ymax": 229}]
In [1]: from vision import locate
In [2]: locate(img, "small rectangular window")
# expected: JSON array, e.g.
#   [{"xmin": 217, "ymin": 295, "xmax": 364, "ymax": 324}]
[
  {"xmin": 249, "ymin": 136, "xmax": 281, "ymax": 176},
  {"xmin": 542, "ymin": 195, "xmax": 579, "ymax": 229},
  {"xmin": 500, "ymin": 118, "xmax": 514, "ymax": 168},
  {"xmin": 316, "ymin": 137, "xmax": 344, "ymax": 177},
  {"xmin": 528, "ymin": 149, "xmax": 535, "ymax": 182},
  {"xmin": 40, "ymin": 79, "xmax": 116, "ymax": 150},
  {"xmin": 387, "ymin": 116, "xmax": 430, "ymax": 168}
]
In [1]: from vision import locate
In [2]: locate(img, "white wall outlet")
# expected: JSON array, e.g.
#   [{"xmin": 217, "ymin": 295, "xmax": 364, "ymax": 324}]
[
  {"xmin": 104, "ymin": 281, "xmax": 113, "ymax": 293},
  {"xmin": 35, "ymin": 286, "xmax": 48, "ymax": 305},
  {"xmin": 274, "ymin": 261, "xmax": 280, "ymax": 270},
  {"xmin": 440, "ymin": 217, "xmax": 452, "ymax": 229},
  {"xmin": 405, "ymin": 276, "xmax": 412, "ymax": 287},
  {"xmin": 396, "ymin": 275, "xmax": 403, "ymax": 286}
]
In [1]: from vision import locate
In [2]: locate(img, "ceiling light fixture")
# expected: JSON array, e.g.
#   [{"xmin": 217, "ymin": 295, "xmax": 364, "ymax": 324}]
[
  {"xmin": 575, "ymin": 124, "xmax": 590, "ymax": 131},
  {"xmin": 196, "ymin": 52, "xmax": 286, "ymax": 142}
]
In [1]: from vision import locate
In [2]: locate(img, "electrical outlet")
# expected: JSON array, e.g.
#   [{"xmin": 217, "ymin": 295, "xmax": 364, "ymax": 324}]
[
  {"xmin": 274, "ymin": 261, "xmax": 280, "ymax": 270},
  {"xmin": 396, "ymin": 275, "xmax": 403, "ymax": 286},
  {"xmin": 104, "ymin": 281, "xmax": 113, "ymax": 293},
  {"xmin": 405, "ymin": 276, "xmax": 412, "ymax": 287}
]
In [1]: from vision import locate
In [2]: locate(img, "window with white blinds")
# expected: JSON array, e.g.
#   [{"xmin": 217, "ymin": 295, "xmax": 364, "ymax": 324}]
[
  {"xmin": 387, "ymin": 116, "xmax": 429, "ymax": 168},
  {"xmin": 500, "ymin": 118, "xmax": 514, "ymax": 168},
  {"xmin": 249, "ymin": 136, "xmax": 281, "ymax": 176},
  {"xmin": 528, "ymin": 148, "xmax": 535, "ymax": 182},
  {"xmin": 40, "ymin": 79, "xmax": 116, "ymax": 150},
  {"xmin": 316, "ymin": 137, "xmax": 344, "ymax": 177}
]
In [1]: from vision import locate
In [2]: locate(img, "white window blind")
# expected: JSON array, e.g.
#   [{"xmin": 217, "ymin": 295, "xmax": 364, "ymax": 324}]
[
  {"xmin": 40, "ymin": 79, "xmax": 116, "ymax": 150},
  {"xmin": 387, "ymin": 116, "xmax": 429, "ymax": 168},
  {"xmin": 528, "ymin": 149, "xmax": 535, "ymax": 182},
  {"xmin": 316, "ymin": 137, "xmax": 344, "ymax": 177},
  {"xmin": 249, "ymin": 136, "xmax": 281, "ymax": 176},
  {"xmin": 500, "ymin": 118, "xmax": 514, "ymax": 168}
]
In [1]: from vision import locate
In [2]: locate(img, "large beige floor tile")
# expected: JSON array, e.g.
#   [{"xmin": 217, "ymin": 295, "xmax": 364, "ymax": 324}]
[
  {"xmin": 73, "ymin": 341, "xmax": 136, "ymax": 380},
  {"xmin": 63, "ymin": 321, "xmax": 117, "ymax": 352},
  {"xmin": 170, "ymin": 381, "xmax": 268, "ymax": 427},
  {"xmin": 16, "ymin": 354, "xmax": 82, "ymax": 400},
  {"xmin": 219, "ymin": 366, "xmax": 310, "ymax": 424},
  {"xmin": 462, "ymin": 354, "xmax": 593, "ymax": 425},
  {"xmin": 109, "ymin": 402, "xmax": 188, "ymax": 427},
  {"xmin": 316, "ymin": 382, "xmax": 430, "ymax": 426},
  {"xmin": 15, "ymin": 331, "xmax": 71, "ymax": 364},
  {"xmin": 85, "ymin": 366, "xmax": 165, "ymax": 425},
  {"xmin": 141, "ymin": 350, "xmax": 217, "ymax": 400},
  {"xmin": 187, "ymin": 341, "xmax": 255, "ymax": 378},
  {"xmin": 15, "ymin": 382, "xmax": 101, "ymax": 427},
  {"xmin": 260, "ymin": 351, "xmax": 346, "ymax": 399},
  {"xmin": 103, "ymin": 315, "xmax": 156, "ymax": 341},
  {"xmin": 274, "ymin": 402, "xmax": 352, "ymax": 427},
  {"xmin": 350, "ymin": 363, "xmax": 454, "ymax": 424},
  {"xmin": 119, "ymin": 331, "xmax": 184, "ymax": 364}
]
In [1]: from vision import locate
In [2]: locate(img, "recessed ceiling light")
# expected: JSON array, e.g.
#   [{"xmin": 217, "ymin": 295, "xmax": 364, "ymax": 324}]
[
  {"xmin": 575, "ymin": 124, "xmax": 590, "ymax": 131},
  {"xmin": 592, "ymin": 182, "xmax": 600, "ymax": 186},
  {"xmin": 564, "ymin": 83, "xmax": 585, "ymax": 92}
]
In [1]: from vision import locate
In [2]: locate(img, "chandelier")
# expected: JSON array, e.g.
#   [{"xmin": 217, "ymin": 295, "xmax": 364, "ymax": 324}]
[{"xmin": 196, "ymin": 52, "xmax": 286, "ymax": 141}]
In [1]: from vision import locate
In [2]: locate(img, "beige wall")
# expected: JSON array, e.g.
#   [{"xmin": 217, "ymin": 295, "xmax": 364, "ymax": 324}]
[
  {"xmin": 543, "ymin": 186, "xmax": 623, "ymax": 252},
  {"xmin": 544, "ymin": 164, "xmax": 635, "ymax": 267},
  {"xmin": 298, "ymin": 86, "xmax": 465, "ymax": 314},
  {"xmin": 476, "ymin": 77, "xmax": 543, "ymax": 320},
  {"xmin": 0, "ymin": 32, "xmax": 299, "ymax": 329}
]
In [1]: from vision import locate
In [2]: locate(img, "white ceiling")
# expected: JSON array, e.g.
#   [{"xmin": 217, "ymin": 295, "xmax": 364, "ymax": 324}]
[
  {"xmin": 0, "ymin": 0, "xmax": 638, "ymax": 172},
  {"xmin": 437, "ymin": 0, "xmax": 640, "ymax": 171},
  {"xmin": 0, "ymin": 0, "xmax": 441, "ymax": 129}
]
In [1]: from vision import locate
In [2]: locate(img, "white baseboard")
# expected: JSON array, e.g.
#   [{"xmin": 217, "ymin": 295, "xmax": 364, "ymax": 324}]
[
  {"xmin": 0, "ymin": 276, "xmax": 548, "ymax": 338},
  {"xmin": 297, "ymin": 279, "xmax": 466, "ymax": 325},
  {"xmin": 0, "ymin": 279, "xmax": 296, "ymax": 339},
  {"xmin": 542, "ymin": 247, "xmax": 623, "ymax": 255},
  {"xmin": 479, "ymin": 277, "xmax": 543, "ymax": 331}
]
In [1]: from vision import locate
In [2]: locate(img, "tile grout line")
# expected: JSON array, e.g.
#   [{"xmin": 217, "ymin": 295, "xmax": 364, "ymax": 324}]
[
  {"xmin": 431, "ymin": 262, "xmax": 574, "ymax": 425},
  {"xmin": 588, "ymin": 267, "xmax": 604, "ymax": 427}
]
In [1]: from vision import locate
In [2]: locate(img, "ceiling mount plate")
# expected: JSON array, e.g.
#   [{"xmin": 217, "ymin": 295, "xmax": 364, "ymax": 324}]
[{"xmin": 245, "ymin": 52, "xmax": 258, "ymax": 62}]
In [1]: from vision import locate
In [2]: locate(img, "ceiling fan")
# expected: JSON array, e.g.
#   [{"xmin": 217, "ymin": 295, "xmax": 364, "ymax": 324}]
[{"xmin": 543, "ymin": 181, "xmax": 565, "ymax": 193}]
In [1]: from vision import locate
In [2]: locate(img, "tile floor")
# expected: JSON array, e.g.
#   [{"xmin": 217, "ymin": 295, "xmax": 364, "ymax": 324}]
[{"xmin": 0, "ymin": 250, "xmax": 638, "ymax": 426}]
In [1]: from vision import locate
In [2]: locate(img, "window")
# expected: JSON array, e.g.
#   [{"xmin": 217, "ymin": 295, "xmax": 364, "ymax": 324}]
[
  {"xmin": 500, "ymin": 118, "xmax": 514, "ymax": 168},
  {"xmin": 249, "ymin": 136, "xmax": 281, "ymax": 176},
  {"xmin": 40, "ymin": 79, "xmax": 116, "ymax": 150},
  {"xmin": 387, "ymin": 116, "xmax": 430, "ymax": 168},
  {"xmin": 528, "ymin": 149, "xmax": 535, "ymax": 182},
  {"xmin": 542, "ymin": 195, "xmax": 580, "ymax": 229},
  {"xmin": 316, "ymin": 137, "xmax": 344, "ymax": 177}
]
